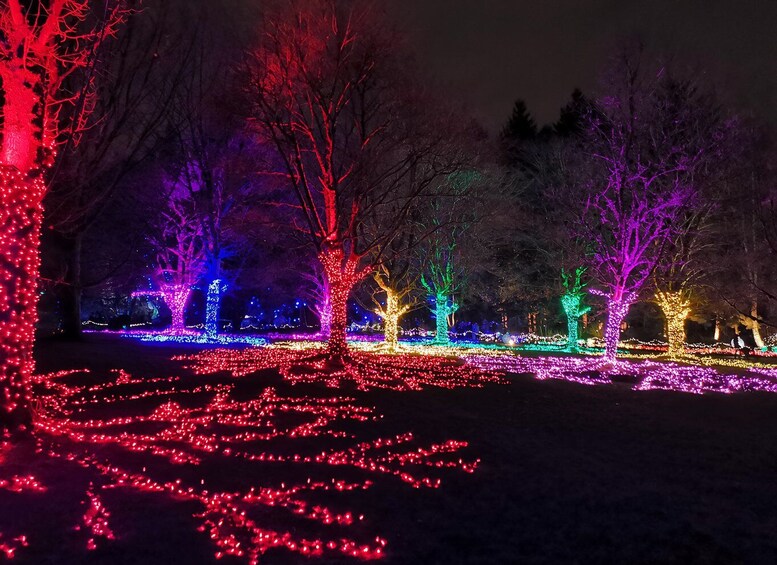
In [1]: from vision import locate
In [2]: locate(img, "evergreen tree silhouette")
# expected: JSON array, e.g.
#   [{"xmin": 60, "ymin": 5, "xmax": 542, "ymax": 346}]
[{"xmin": 500, "ymin": 99, "xmax": 538, "ymax": 168}]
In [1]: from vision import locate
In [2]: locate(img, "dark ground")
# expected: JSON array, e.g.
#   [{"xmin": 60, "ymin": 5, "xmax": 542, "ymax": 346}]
[{"xmin": 3, "ymin": 334, "xmax": 776, "ymax": 564}]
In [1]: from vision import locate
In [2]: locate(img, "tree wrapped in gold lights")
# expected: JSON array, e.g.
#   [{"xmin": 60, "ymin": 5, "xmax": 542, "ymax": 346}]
[
  {"xmin": 0, "ymin": 0, "xmax": 127, "ymax": 432},
  {"xmin": 654, "ymin": 289, "xmax": 691, "ymax": 358},
  {"xmin": 373, "ymin": 265, "xmax": 415, "ymax": 350}
]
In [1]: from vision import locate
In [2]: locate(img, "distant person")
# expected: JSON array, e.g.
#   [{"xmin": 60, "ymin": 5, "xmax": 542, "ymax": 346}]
[{"xmin": 730, "ymin": 334, "xmax": 753, "ymax": 356}]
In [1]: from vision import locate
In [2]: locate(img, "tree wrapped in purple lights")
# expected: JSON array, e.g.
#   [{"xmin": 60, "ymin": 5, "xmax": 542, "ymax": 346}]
[
  {"xmin": 560, "ymin": 267, "xmax": 590, "ymax": 352},
  {"xmin": 143, "ymin": 193, "xmax": 207, "ymax": 332},
  {"xmin": 301, "ymin": 264, "xmax": 332, "ymax": 338},
  {"xmin": 570, "ymin": 46, "xmax": 730, "ymax": 361}
]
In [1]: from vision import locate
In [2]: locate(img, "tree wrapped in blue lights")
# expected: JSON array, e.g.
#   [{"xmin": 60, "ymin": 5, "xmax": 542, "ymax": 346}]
[{"xmin": 560, "ymin": 267, "xmax": 590, "ymax": 352}]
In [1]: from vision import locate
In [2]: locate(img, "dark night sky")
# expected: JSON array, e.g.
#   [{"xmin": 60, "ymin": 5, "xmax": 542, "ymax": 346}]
[{"xmin": 390, "ymin": 0, "xmax": 777, "ymax": 132}]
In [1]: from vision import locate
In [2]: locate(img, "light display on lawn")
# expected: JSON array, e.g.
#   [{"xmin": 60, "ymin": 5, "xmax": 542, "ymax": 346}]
[
  {"xmin": 560, "ymin": 267, "xmax": 591, "ymax": 353},
  {"xmin": 180, "ymin": 343, "xmax": 508, "ymax": 392},
  {"xmin": 0, "ymin": 345, "xmax": 500, "ymax": 562},
  {"xmin": 464, "ymin": 353, "xmax": 777, "ymax": 395},
  {"xmin": 116, "ymin": 329, "xmax": 267, "ymax": 347}
]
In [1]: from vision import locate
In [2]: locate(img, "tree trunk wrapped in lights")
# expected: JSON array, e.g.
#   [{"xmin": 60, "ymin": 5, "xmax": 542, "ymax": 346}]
[
  {"xmin": 421, "ymin": 244, "xmax": 460, "ymax": 347},
  {"xmin": 373, "ymin": 269, "xmax": 413, "ymax": 351},
  {"xmin": 560, "ymin": 267, "xmax": 590, "ymax": 353},
  {"xmin": 432, "ymin": 294, "xmax": 458, "ymax": 346},
  {"xmin": 593, "ymin": 288, "xmax": 637, "ymax": 362},
  {"xmin": 317, "ymin": 295, "xmax": 333, "ymax": 339},
  {"xmin": 0, "ymin": 170, "xmax": 45, "ymax": 430},
  {"xmin": 0, "ymin": 0, "xmax": 128, "ymax": 432},
  {"xmin": 749, "ymin": 301, "xmax": 765, "ymax": 348},
  {"xmin": 319, "ymin": 246, "xmax": 365, "ymax": 358},
  {"xmin": 204, "ymin": 279, "xmax": 227, "ymax": 338},
  {"xmin": 132, "ymin": 285, "xmax": 194, "ymax": 333},
  {"xmin": 655, "ymin": 289, "xmax": 691, "ymax": 358},
  {"xmin": 303, "ymin": 266, "xmax": 333, "ymax": 339},
  {"xmin": 146, "ymin": 194, "xmax": 207, "ymax": 334},
  {"xmin": 161, "ymin": 285, "xmax": 193, "ymax": 332}
]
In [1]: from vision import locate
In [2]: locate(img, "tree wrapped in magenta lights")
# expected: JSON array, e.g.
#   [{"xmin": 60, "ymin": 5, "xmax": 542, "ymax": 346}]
[
  {"xmin": 568, "ymin": 46, "xmax": 730, "ymax": 361},
  {"xmin": 0, "ymin": 0, "xmax": 128, "ymax": 432}
]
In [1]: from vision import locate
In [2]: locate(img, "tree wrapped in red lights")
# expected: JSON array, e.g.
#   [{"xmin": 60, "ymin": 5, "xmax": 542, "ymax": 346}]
[
  {"xmin": 244, "ymin": 0, "xmax": 467, "ymax": 358},
  {"xmin": 0, "ymin": 0, "xmax": 127, "ymax": 432},
  {"xmin": 570, "ymin": 45, "xmax": 730, "ymax": 361}
]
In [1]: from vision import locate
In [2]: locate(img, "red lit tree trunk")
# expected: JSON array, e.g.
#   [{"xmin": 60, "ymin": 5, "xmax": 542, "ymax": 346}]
[
  {"xmin": 0, "ymin": 169, "xmax": 44, "ymax": 430},
  {"xmin": 0, "ymin": 69, "xmax": 46, "ymax": 430},
  {"xmin": 0, "ymin": 69, "xmax": 37, "ymax": 171},
  {"xmin": 319, "ymin": 247, "xmax": 363, "ymax": 358},
  {"xmin": 0, "ymin": 0, "xmax": 128, "ymax": 432}
]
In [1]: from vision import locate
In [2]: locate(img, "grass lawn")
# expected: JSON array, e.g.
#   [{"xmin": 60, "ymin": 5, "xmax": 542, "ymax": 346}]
[{"xmin": 0, "ymin": 334, "xmax": 775, "ymax": 564}]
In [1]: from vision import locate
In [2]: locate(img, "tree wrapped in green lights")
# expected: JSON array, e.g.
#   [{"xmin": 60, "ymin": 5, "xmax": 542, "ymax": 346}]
[
  {"xmin": 560, "ymin": 267, "xmax": 590, "ymax": 353},
  {"xmin": 418, "ymin": 171, "xmax": 482, "ymax": 346},
  {"xmin": 421, "ymin": 254, "xmax": 459, "ymax": 346}
]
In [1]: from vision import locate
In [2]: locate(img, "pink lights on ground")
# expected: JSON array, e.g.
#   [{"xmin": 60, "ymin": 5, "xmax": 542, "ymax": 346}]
[
  {"xmin": 464, "ymin": 354, "xmax": 777, "ymax": 395},
  {"xmin": 0, "ymin": 534, "xmax": 27, "ymax": 559},
  {"xmin": 77, "ymin": 484, "xmax": 116, "ymax": 550},
  {"xmin": 0, "ymin": 352, "xmax": 490, "ymax": 562},
  {"xmin": 0, "ymin": 475, "xmax": 45, "ymax": 493},
  {"xmin": 179, "ymin": 345, "xmax": 508, "ymax": 392}
]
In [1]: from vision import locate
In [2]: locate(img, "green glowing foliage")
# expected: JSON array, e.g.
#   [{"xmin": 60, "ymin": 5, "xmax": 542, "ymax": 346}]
[{"xmin": 561, "ymin": 267, "xmax": 591, "ymax": 352}]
